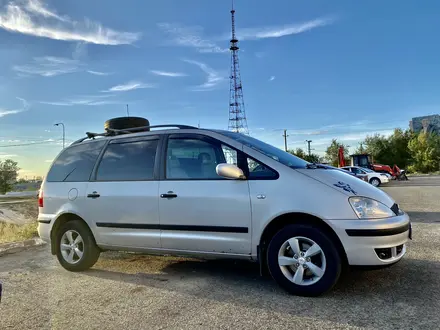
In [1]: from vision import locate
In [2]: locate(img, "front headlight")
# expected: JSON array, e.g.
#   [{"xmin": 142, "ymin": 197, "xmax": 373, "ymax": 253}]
[{"xmin": 349, "ymin": 197, "xmax": 395, "ymax": 219}]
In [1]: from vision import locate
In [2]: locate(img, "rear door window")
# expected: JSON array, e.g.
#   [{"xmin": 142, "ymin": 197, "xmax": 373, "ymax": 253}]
[
  {"xmin": 46, "ymin": 140, "xmax": 106, "ymax": 182},
  {"xmin": 95, "ymin": 139, "xmax": 159, "ymax": 181}
]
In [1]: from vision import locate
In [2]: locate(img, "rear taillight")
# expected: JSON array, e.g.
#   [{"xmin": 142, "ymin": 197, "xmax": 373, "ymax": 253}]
[{"xmin": 38, "ymin": 190, "xmax": 43, "ymax": 208}]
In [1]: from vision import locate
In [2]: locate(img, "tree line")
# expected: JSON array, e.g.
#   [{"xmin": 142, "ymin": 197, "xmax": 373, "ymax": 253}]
[{"xmin": 289, "ymin": 129, "xmax": 440, "ymax": 173}]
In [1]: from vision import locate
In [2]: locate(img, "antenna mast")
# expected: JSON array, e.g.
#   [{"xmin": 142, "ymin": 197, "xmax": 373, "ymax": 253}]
[{"xmin": 228, "ymin": 0, "xmax": 249, "ymax": 135}]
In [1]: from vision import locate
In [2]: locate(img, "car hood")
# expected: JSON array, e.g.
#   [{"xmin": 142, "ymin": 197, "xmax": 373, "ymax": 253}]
[{"xmin": 295, "ymin": 167, "xmax": 395, "ymax": 208}]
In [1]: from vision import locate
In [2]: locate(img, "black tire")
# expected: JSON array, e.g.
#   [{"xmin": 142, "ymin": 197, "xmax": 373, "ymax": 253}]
[
  {"xmin": 267, "ymin": 224, "xmax": 341, "ymax": 297},
  {"xmin": 55, "ymin": 220, "xmax": 100, "ymax": 272},
  {"xmin": 104, "ymin": 117, "xmax": 150, "ymax": 131},
  {"xmin": 370, "ymin": 177, "xmax": 381, "ymax": 187}
]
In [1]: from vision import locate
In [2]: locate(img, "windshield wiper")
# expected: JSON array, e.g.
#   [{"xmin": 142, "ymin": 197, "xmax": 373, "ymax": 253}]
[{"xmin": 305, "ymin": 163, "xmax": 329, "ymax": 169}]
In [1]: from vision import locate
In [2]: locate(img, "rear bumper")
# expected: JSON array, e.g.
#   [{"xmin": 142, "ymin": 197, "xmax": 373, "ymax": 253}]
[
  {"xmin": 37, "ymin": 214, "xmax": 54, "ymax": 243},
  {"xmin": 328, "ymin": 213, "xmax": 411, "ymax": 266}
]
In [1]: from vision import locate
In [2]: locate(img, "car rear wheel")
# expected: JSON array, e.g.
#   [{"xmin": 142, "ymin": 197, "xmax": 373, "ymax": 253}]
[
  {"xmin": 55, "ymin": 220, "xmax": 100, "ymax": 272},
  {"xmin": 267, "ymin": 224, "xmax": 341, "ymax": 296},
  {"xmin": 370, "ymin": 177, "xmax": 381, "ymax": 187}
]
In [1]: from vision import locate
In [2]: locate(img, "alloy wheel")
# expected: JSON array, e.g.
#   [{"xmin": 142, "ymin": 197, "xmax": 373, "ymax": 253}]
[
  {"xmin": 60, "ymin": 230, "xmax": 84, "ymax": 264},
  {"xmin": 277, "ymin": 236, "xmax": 326, "ymax": 286}
]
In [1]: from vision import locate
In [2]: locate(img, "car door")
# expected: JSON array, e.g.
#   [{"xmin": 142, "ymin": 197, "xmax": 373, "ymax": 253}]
[
  {"xmin": 84, "ymin": 135, "xmax": 161, "ymax": 249},
  {"xmin": 158, "ymin": 133, "xmax": 252, "ymax": 255}
]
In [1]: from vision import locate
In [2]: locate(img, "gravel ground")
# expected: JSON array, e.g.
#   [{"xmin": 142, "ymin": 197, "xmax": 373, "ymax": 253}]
[{"xmin": 1, "ymin": 177, "xmax": 440, "ymax": 330}]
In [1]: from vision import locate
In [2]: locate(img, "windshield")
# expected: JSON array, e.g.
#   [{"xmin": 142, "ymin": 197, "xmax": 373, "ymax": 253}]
[{"xmin": 217, "ymin": 131, "xmax": 309, "ymax": 169}]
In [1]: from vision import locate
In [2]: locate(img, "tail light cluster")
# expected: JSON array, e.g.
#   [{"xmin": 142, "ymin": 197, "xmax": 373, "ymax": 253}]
[{"xmin": 38, "ymin": 190, "xmax": 43, "ymax": 208}]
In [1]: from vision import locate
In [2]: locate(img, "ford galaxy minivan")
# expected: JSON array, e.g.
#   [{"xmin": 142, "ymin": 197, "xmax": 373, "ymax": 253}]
[{"xmin": 38, "ymin": 120, "xmax": 411, "ymax": 296}]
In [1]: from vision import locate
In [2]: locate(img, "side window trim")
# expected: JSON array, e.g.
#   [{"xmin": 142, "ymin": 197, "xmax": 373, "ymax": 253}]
[
  {"xmin": 89, "ymin": 139, "xmax": 110, "ymax": 181},
  {"xmin": 90, "ymin": 136, "xmax": 162, "ymax": 182},
  {"xmin": 160, "ymin": 133, "xmax": 243, "ymax": 181},
  {"xmin": 159, "ymin": 133, "xmax": 278, "ymax": 181},
  {"xmin": 243, "ymin": 154, "xmax": 279, "ymax": 180}
]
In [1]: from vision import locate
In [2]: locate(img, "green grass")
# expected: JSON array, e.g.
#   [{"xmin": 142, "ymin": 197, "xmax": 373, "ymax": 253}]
[
  {"xmin": 0, "ymin": 221, "xmax": 39, "ymax": 244},
  {"xmin": 408, "ymin": 171, "xmax": 440, "ymax": 176}
]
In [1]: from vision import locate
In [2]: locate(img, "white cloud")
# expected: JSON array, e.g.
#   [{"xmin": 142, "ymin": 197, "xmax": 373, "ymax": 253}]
[
  {"xmin": 0, "ymin": 97, "xmax": 28, "ymax": 117},
  {"xmin": 0, "ymin": 0, "xmax": 141, "ymax": 45},
  {"xmin": 26, "ymin": 0, "xmax": 68, "ymax": 22},
  {"xmin": 103, "ymin": 81, "xmax": 155, "ymax": 93},
  {"xmin": 13, "ymin": 56, "xmax": 80, "ymax": 77},
  {"xmin": 14, "ymin": 56, "xmax": 114, "ymax": 78},
  {"xmin": 87, "ymin": 70, "xmax": 112, "ymax": 76},
  {"xmin": 182, "ymin": 59, "xmax": 226, "ymax": 91},
  {"xmin": 150, "ymin": 70, "xmax": 187, "ymax": 77},
  {"xmin": 72, "ymin": 42, "xmax": 87, "ymax": 60},
  {"xmin": 0, "ymin": 154, "xmax": 18, "ymax": 158},
  {"xmin": 39, "ymin": 94, "xmax": 123, "ymax": 106},
  {"xmin": 236, "ymin": 17, "xmax": 335, "ymax": 40},
  {"xmin": 269, "ymin": 76, "xmax": 275, "ymax": 82},
  {"xmin": 158, "ymin": 23, "xmax": 228, "ymax": 54},
  {"xmin": 44, "ymin": 159, "xmax": 53, "ymax": 162}
]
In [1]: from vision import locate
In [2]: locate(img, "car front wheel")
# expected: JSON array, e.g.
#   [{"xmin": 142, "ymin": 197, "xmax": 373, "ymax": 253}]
[
  {"xmin": 55, "ymin": 220, "xmax": 100, "ymax": 272},
  {"xmin": 267, "ymin": 224, "xmax": 342, "ymax": 296},
  {"xmin": 370, "ymin": 177, "xmax": 381, "ymax": 187}
]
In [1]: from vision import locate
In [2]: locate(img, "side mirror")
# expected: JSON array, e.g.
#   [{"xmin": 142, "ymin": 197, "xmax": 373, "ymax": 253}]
[{"xmin": 216, "ymin": 163, "xmax": 246, "ymax": 180}]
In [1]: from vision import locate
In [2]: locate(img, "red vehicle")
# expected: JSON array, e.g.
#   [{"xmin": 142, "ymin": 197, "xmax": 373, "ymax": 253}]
[{"xmin": 350, "ymin": 154, "xmax": 408, "ymax": 180}]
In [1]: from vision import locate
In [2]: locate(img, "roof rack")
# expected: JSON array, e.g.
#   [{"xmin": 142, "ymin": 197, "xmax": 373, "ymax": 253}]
[{"xmin": 71, "ymin": 124, "xmax": 198, "ymax": 145}]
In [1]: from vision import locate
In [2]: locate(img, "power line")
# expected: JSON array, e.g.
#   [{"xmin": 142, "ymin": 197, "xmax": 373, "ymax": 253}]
[
  {"xmin": 253, "ymin": 120, "xmax": 410, "ymax": 133},
  {"xmin": 0, "ymin": 140, "xmax": 62, "ymax": 148}
]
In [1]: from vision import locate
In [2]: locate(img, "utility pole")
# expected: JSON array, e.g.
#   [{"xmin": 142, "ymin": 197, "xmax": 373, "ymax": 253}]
[
  {"xmin": 306, "ymin": 140, "xmax": 313, "ymax": 156},
  {"xmin": 282, "ymin": 129, "xmax": 289, "ymax": 152},
  {"xmin": 126, "ymin": 104, "xmax": 130, "ymax": 117},
  {"xmin": 54, "ymin": 122, "xmax": 65, "ymax": 149}
]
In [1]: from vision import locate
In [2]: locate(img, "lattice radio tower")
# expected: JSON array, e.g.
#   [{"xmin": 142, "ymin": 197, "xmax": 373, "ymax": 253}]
[{"xmin": 228, "ymin": 1, "xmax": 249, "ymax": 135}]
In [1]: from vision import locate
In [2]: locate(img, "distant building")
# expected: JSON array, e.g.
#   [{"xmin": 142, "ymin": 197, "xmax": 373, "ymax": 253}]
[{"xmin": 409, "ymin": 114, "xmax": 440, "ymax": 134}]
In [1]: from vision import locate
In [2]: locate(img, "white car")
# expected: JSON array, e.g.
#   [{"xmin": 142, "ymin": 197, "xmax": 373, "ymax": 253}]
[
  {"xmin": 38, "ymin": 121, "xmax": 411, "ymax": 297},
  {"xmin": 342, "ymin": 166, "xmax": 389, "ymax": 187}
]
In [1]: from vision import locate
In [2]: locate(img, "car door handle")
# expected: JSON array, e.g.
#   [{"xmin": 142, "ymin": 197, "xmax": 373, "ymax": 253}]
[
  {"xmin": 87, "ymin": 192, "xmax": 100, "ymax": 199},
  {"xmin": 160, "ymin": 192, "xmax": 177, "ymax": 199}
]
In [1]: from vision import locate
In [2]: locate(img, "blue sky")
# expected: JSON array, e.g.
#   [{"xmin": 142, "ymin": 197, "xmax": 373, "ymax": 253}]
[{"xmin": 0, "ymin": 0, "xmax": 439, "ymax": 178}]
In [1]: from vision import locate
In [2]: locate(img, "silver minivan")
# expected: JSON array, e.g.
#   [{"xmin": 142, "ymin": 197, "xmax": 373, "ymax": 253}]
[{"xmin": 38, "ymin": 123, "xmax": 411, "ymax": 296}]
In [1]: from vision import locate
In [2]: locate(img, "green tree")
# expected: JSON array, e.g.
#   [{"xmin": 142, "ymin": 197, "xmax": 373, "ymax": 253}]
[
  {"xmin": 354, "ymin": 142, "xmax": 366, "ymax": 155},
  {"xmin": 388, "ymin": 128, "xmax": 413, "ymax": 168},
  {"xmin": 362, "ymin": 129, "xmax": 413, "ymax": 168},
  {"xmin": 363, "ymin": 133, "xmax": 392, "ymax": 164},
  {"xmin": 288, "ymin": 148, "xmax": 322, "ymax": 163},
  {"xmin": 325, "ymin": 139, "xmax": 350, "ymax": 167},
  {"xmin": 0, "ymin": 159, "xmax": 20, "ymax": 194},
  {"xmin": 17, "ymin": 178, "xmax": 28, "ymax": 184},
  {"xmin": 408, "ymin": 132, "xmax": 440, "ymax": 173},
  {"xmin": 304, "ymin": 153, "xmax": 322, "ymax": 163},
  {"xmin": 288, "ymin": 148, "xmax": 306, "ymax": 159}
]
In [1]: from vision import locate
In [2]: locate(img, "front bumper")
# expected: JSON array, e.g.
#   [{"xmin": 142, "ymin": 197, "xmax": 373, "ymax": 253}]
[{"xmin": 328, "ymin": 213, "xmax": 411, "ymax": 266}]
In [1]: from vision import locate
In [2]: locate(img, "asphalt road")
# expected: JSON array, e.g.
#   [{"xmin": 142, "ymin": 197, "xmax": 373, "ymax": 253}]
[{"xmin": 1, "ymin": 177, "xmax": 440, "ymax": 330}]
